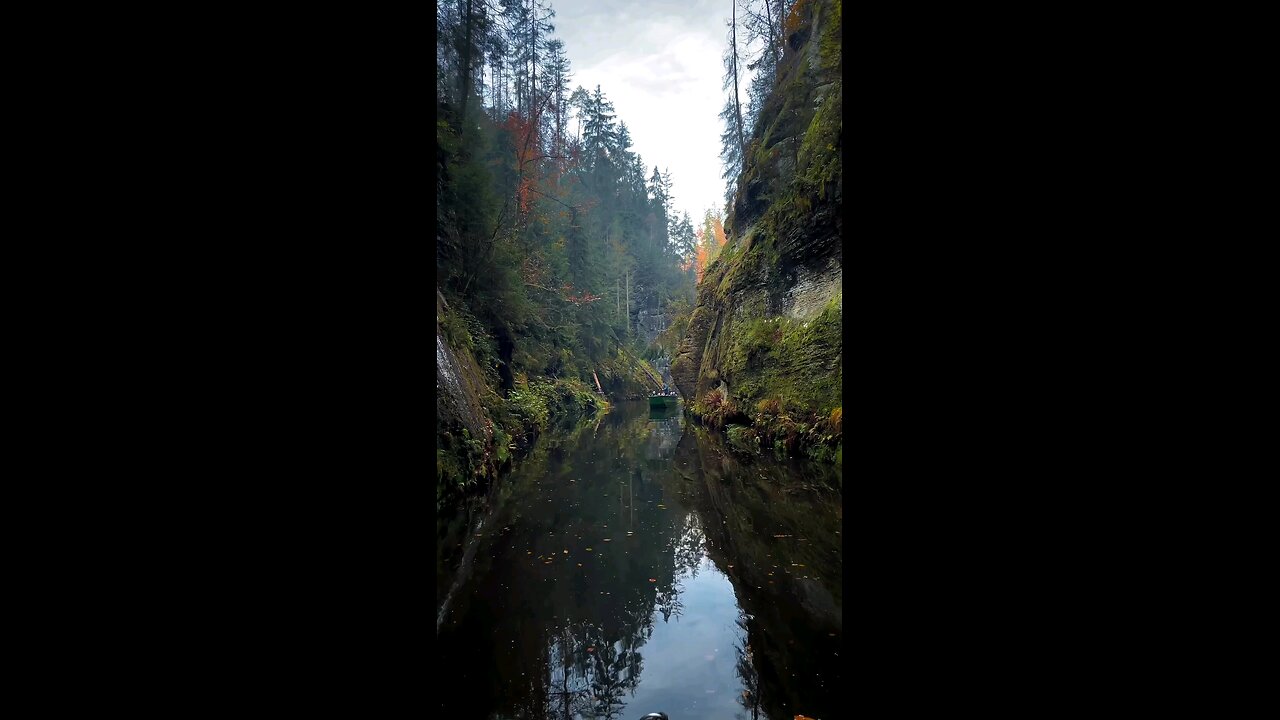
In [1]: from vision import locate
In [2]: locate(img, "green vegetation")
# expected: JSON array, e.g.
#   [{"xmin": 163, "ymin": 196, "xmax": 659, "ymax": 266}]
[
  {"xmin": 681, "ymin": 0, "xmax": 842, "ymax": 464},
  {"xmin": 435, "ymin": 5, "xmax": 702, "ymax": 509}
]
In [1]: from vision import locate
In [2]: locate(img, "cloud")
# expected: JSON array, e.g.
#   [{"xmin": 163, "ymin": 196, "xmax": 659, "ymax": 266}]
[{"xmin": 551, "ymin": 0, "xmax": 737, "ymax": 222}]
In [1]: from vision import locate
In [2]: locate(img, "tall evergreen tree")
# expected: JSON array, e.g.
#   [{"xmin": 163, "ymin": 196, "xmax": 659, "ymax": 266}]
[
  {"xmin": 719, "ymin": 2, "xmax": 747, "ymax": 203},
  {"xmin": 582, "ymin": 84, "xmax": 618, "ymax": 190},
  {"xmin": 543, "ymin": 38, "xmax": 571, "ymax": 173}
]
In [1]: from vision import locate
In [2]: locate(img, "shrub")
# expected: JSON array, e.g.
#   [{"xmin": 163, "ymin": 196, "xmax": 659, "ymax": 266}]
[{"xmin": 726, "ymin": 425, "xmax": 761, "ymax": 455}]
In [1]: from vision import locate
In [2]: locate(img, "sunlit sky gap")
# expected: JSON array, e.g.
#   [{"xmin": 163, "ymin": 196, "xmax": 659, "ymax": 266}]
[{"xmin": 545, "ymin": 0, "xmax": 758, "ymax": 225}]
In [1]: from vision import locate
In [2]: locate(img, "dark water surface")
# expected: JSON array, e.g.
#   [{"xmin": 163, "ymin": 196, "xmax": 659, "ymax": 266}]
[{"xmin": 437, "ymin": 401, "xmax": 842, "ymax": 720}]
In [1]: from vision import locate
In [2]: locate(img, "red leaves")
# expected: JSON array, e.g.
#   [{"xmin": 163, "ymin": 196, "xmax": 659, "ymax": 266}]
[
  {"xmin": 565, "ymin": 292, "xmax": 602, "ymax": 305},
  {"xmin": 517, "ymin": 177, "xmax": 533, "ymax": 213},
  {"xmin": 503, "ymin": 111, "xmax": 541, "ymax": 216}
]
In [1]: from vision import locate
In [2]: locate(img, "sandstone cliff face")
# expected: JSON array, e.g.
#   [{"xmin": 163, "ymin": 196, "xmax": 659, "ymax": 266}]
[
  {"xmin": 672, "ymin": 0, "xmax": 841, "ymax": 423},
  {"xmin": 437, "ymin": 290, "xmax": 498, "ymax": 507},
  {"xmin": 437, "ymin": 291, "xmax": 492, "ymax": 445}
]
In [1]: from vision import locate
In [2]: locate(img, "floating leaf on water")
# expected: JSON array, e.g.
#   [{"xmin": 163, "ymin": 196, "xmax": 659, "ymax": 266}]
[{"xmin": 586, "ymin": 547, "xmax": 593, "ymax": 551}]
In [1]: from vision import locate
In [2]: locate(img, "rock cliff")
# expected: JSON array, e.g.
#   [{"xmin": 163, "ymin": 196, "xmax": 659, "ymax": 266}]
[{"xmin": 671, "ymin": 0, "xmax": 841, "ymax": 461}]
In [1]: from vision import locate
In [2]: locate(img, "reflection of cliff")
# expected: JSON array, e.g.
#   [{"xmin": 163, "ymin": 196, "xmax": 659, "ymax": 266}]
[
  {"xmin": 671, "ymin": 425, "xmax": 843, "ymax": 720},
  {"xmin": 643, "ymin": 413, "xmax": 683, "ymax": 462}
]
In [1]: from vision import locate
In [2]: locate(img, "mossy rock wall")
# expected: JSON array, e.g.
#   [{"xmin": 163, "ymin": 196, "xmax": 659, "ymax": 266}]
[{"xmin": 672, "ymin": 0, "xmax": 841, "ymax": 440}]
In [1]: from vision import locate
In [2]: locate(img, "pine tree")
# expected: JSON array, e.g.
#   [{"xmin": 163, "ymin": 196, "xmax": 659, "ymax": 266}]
[
  {"xmin": 568, "ymin": 85, "xmax": 591, "ymax": 149},
  {"xmin": 582, "ymin": 85, "xmax": 618, "ymax": 184},
  {"xmin": 543, "ymin": 38, "xmax": 571, "ymax": 175},
  {"xmin": 719, "ymin": 1, "xmax": 747, "ymax": 203},
  {"xmin": 742, "ymin": 0, "xmax": 796, "ymax": 134}
]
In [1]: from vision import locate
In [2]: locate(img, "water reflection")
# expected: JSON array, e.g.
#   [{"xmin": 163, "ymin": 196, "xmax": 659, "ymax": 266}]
[{"xmin": 436, "ymin": 401, "xmax": 842, "ymax": 719}]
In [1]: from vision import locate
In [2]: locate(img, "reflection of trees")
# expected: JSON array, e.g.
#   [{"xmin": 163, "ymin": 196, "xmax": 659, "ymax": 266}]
[
  {"xmin": 539, "ymin": 615, "xmax": 650, "ymax": 720},
  {"xmin": 653, "ymin": 581, "xmax": 683, "ymax": 624},
  {"xmin": 547, "ymin": 625, "xmax": 590, "ymax": 719},
  {"xmin": 504, "ymin": 402, "xmax": 676, "ymax": 718},
  {"xmin": 734, "ymin": 617, "xmax": 762, "ymax": 720},
  {"xmin": 439, "ymin": 401, "xmax": 843, "ymax": 720},
  {"xmin": 672, "ymin": 511, "xmax": 706, "ymax": 581}
]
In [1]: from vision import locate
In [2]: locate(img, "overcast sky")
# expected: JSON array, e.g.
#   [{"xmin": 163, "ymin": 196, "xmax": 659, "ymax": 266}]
[{"xmin": 548, "ymin": 0, "xmax": 741, "ymax": 224}]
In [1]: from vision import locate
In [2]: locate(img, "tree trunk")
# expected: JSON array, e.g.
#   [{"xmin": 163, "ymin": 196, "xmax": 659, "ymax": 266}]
[
  {"xmin": 458, "ymin": 0, "xmax": 473, "ymax": 134},
  {"xmin": 768, "ymin": 0, "xmax": 778, "ymax": 58},
  {"xmin": 731, "ymin": 1, "xmax": 746, "ymax": 161},
  {"xmin": 764, "ymin": 0, "xmax": 781, "ymax": 64},
  {"xmin": 528, "ymin": 0, "xmax": 536, "ymax": 115}
]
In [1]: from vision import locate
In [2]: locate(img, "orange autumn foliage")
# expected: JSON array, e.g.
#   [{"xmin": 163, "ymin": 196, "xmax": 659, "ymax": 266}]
[
  {"xmin": 712, "ymin": 217, "xmax": 726, "ymax": 247},
  {"xmin": 785, "ymin": 0, "xmax": 809, "ymax": 34},
  {"xmin": 503, "ymin": 112, "xmax": 540, "ymax": 214},
  {"xmin": 694, "ymin": 243, "xmax": 709, "ymax": 284}
]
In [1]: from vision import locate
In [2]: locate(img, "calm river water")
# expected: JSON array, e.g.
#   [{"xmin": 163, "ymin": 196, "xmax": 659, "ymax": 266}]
[{"xmin": 437, "ymin": 400, "xmax": 842, "ymax": 720}]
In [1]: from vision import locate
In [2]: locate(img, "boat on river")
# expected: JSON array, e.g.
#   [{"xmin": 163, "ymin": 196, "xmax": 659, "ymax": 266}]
[{"xmin": 648, "ymin": 393, "xmax": 678, "ymax": 409}]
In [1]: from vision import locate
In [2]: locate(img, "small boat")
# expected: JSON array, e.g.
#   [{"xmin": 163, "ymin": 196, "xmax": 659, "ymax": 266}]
[{"xmin": 649, "ymin": 394, "xmax": 678, "ymax": 409}]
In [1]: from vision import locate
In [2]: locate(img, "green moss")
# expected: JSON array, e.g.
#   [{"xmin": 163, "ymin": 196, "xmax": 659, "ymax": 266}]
[
  {"xmin": 726, "ymin": 424, "xmax": 761, "ymax": 455},
  {"xmin": 671, "ymin": 0, "xmax": 843, "ymax": 465},
  {"xmin": 797, "ymin": 92, "xmax": 840, "ymax": 197},
  {"xmin": 818, "ymin": 0, "xmax": 841, "ymax": 75},
  {"xmin": 726, "ymin": 316, "xmax": 781, "ymax": 376},
  {"xmin": 439, "ymin": 307, "xmax": 473, "ymax": 351},
  {"xmin": 720, "ymin": 295, "xmax": 842, "ymax": 414},
  {"xmin": 493, "ymin": 427, "xmax": 511, "ymax": 464},
  {"xmin": 596, "ymin": 346, "xmax": 664, "ymax": 396}
]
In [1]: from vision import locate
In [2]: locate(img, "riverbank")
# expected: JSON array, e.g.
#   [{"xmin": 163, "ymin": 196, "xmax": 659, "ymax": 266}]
[
  {"xmin": 437, "ymin": 373, "xmax": 605, "ymax": 511},
  {"xmin": 439, "ymin": 288, "xmax": 611, "ymax": 511},
  {"xmin": 684, "ymin": 394, "xmax": 842, "ymax": 469}
]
